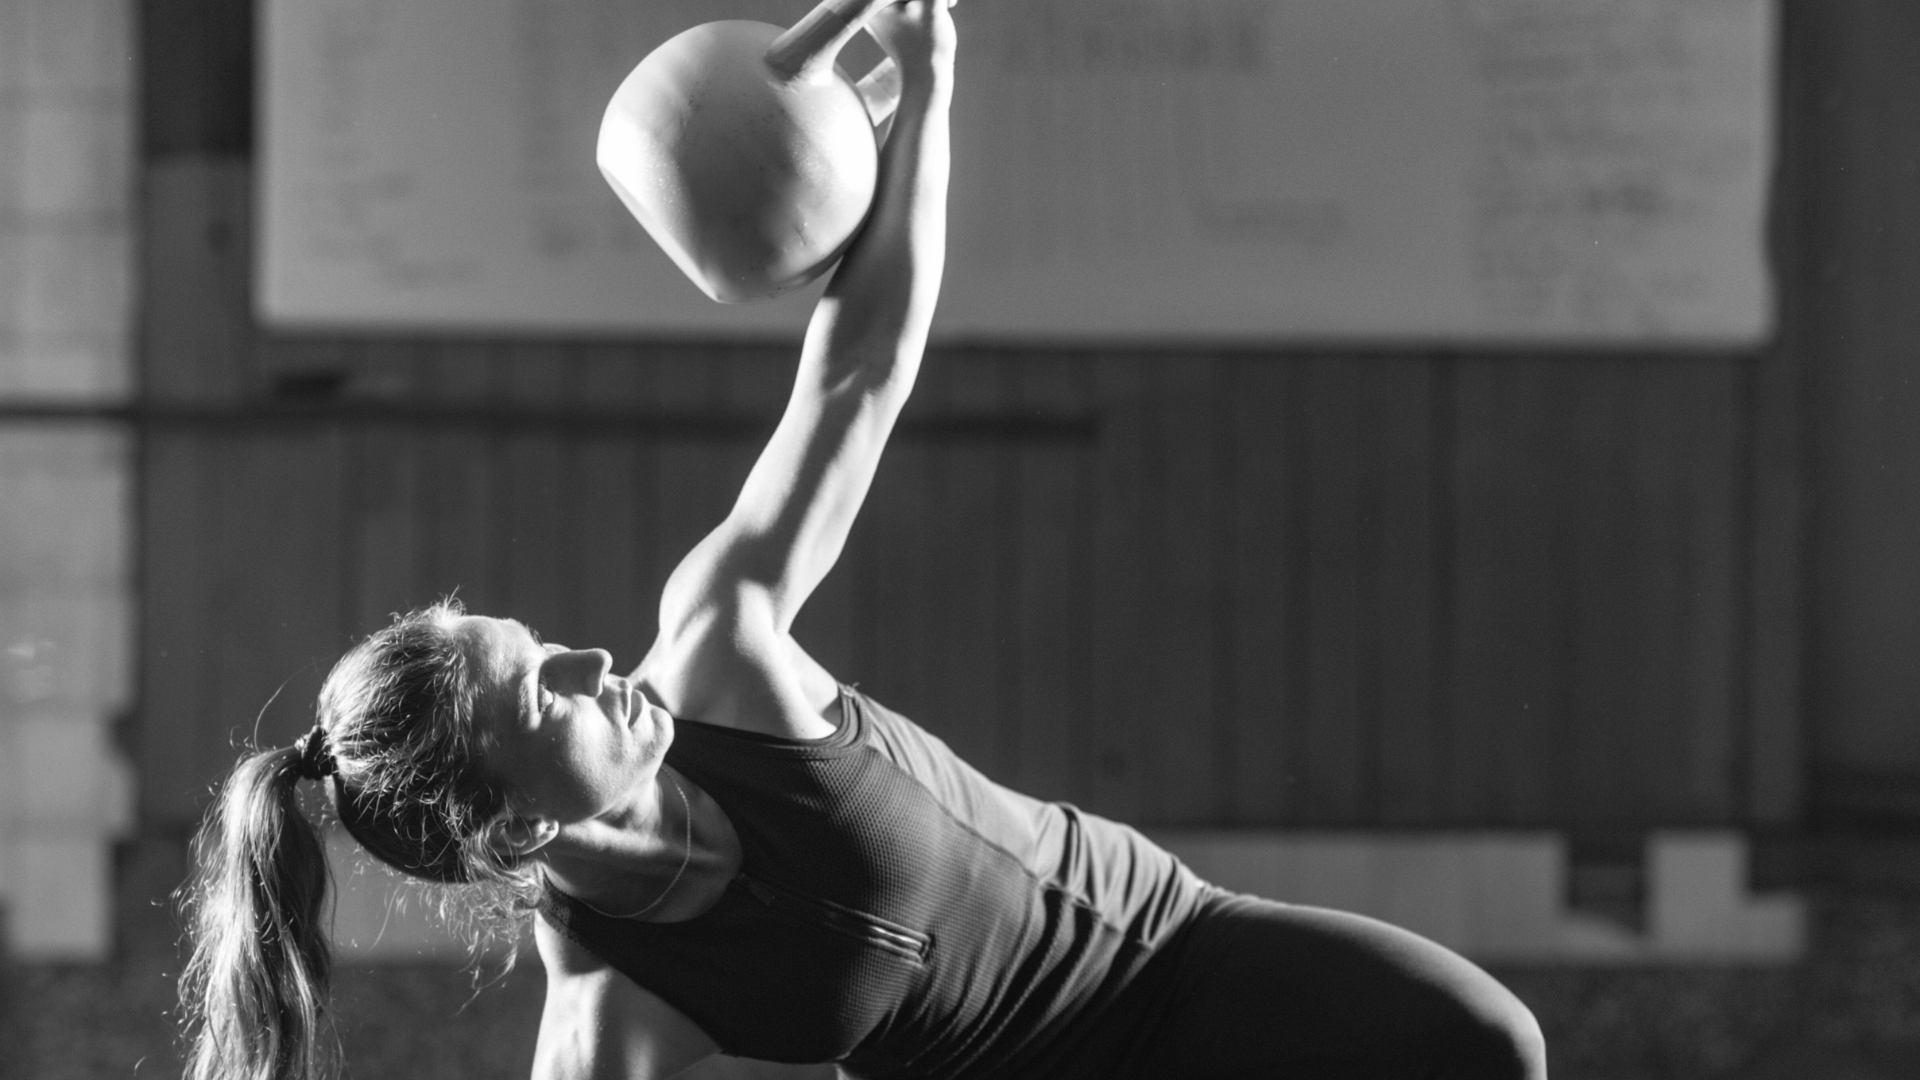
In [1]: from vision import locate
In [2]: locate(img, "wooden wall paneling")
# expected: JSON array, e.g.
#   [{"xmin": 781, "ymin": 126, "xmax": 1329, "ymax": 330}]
[
  {"xmin": 1743, "ymin": 0, "xmax": 1812, "ymax": 827},
  {"xmin": 1007, "ymin": 353, "xmax": 1094, "ymax": 804},
  {"xmin": 989, "ymin": 354, "xmax": 1031, "ymax": 791},
  {"xmin": 410, "ymin": 343, "xmax": 507, "ymax": 623},
  {"xmin": 1227, "ymin": 358, "xmax": 1299, "ymax": 822},
  {"xmin": 140, "ymin": 159, "xmax": 254, "ymax": 403},
  {"xmin": 1805, "ymin": 0, "xmax": 1920, "ymax": 818},
  {"xmin": 1615, "ymin": 364, "xmax": 1691, "ymax": 824},
  {"xmin": 1153, "ymin": 356, "xmax": 1229, "ymax": 823},
  {"xmin": 138, "ymin": 156, "xmax": 259, "ymax": 827},
  {"xmin": 1423, "ymin": 359, "xmax": 1460, "ymax": 824},
  {"xmin": 1451, "ymin": 362, "xmax": 1570, "ymax": 824},
  {"xmin": 494, "ymin": 343, "xmax": 576, "ymax": 640},
  {"xmin": 1747, "ymin": 337, "xmax": 1805, "ymax": 823},
  {"xmin": 912, "ymin": 353, "xmax": 1009, "ymax": 776},
  {"xmin": 207, "ymin": 429, "xmax": 344, "ymax": 776},
  {"xmin": 648, "ymin": 351, "xmax": 742, "ymax": 658},
  {"xmin": 1561, "ymin": 364, "xmax": 1642, "ymax": 827},
  {"xmin": 1375, "ymin": 358, "xmax": 1442, "ymax": 825},
  {"xmin": 139, "ymin": 432, "xmax": 219, "ymax": 825},
  {"xmin": 139, "ymin": 0, "xmax": 253, "ymax": 159},
  {"xmin": 342, "ymin": 344, "xmax": 424, "ymax": 634},
  {"xmin": 1660, "ymin": 362, "xmax": 1741, "ymax": 820},
  {"xmin": 572, "ymin": 345, "xmax": 654, "ymax": 664},
  {"xmin": 344, "ymin": 421, "xmax": 418, "ymax": 632},
  {"xmin": 1299, "ymin": 359, "xmax": 1370, "ymax": 824},
  {"xmin": 1088, "ymin": 354, "xmax": 1153, "ymax": 821}
]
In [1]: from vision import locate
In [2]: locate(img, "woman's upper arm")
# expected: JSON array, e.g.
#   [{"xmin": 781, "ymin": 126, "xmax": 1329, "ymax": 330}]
[{"xmin": 532, "ymin": 916, "xmax": 718, "ymax": 1080}]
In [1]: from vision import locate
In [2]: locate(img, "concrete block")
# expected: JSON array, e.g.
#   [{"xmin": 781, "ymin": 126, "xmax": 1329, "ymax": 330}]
[
  {"xmin": 1649, "ymin": 831, "xmax": 1805, "ymax": 961},
  {"xmin": 0, "ymin": 429, "xmax": 132, "ymax": 587},
  {"xmin": 0, "ymin": 7, "xmax": 25, "ymax": 96},
  {"xmin": 1649, "ymin": 832, "xmax": 1746, "ymax": 953},
  {"xmin": 0, "ymin": 715, "xmax": 17, "ymax": 838},
  {"xmin": 0, "ymin": 589, "xmax": 135, "ymax": 713},
  {"xmin": 11, "ymin": 0, "xmax": 134, "ymax": 96},
  {"xmin": 14, "ymin": 224, "xmax": 132, "ymax": 357},
  {"xmin": 1378, "ymin": 838, "xmax": 1474, "ymax": 946},
  {"xmin": 13, "ymin": 714, "xmax": 133, "ymax": 833},
  {"xmin": 0, "ymin": 423, "xmax": 134, "ymax": 474},
  {"xmin": 19, "ymin": 98, "xmax": 133, "ymax": 223},
  {"xmin": 1459, "ymin": 837, "xmax": 1564, "ymax": 958},
  {"xmin": 1553, "ymin": 912, "xmax": 1649, "ymax": 960},
  {"xmin": 10, "ymin": 835, "xmax": 112, "ymax": 959},
  {"xmin": 0, "ymin": 223, "xmax": 23, "ymax": 347},
  {"xmin": 0, "ymin": 106, "xmax": 20, "ymax": 210},
  {"xmin": 1738, "ymin": 895, "xmax": 1807, "ymax": 961}
]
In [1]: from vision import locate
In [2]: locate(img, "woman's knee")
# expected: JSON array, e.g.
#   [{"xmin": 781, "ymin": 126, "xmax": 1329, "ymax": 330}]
[{"xmin": 1443, "ymin": 992, "xmax": 1547, "ymax": 1080}]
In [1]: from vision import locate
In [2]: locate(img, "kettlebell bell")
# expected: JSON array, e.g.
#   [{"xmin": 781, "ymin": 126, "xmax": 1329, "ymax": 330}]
[{"xmin": 599, "ymin": 0, "xmax": 903, "ymax": 304}]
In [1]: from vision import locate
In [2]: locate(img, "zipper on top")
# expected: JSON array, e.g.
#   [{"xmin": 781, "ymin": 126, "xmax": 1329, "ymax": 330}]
[{"xmin": 737, "ymin": 872, "xmax": 932, "ymax": 964}]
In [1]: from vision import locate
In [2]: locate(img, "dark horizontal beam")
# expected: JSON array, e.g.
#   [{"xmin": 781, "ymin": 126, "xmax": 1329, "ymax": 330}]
[{"xmin": 0, "ymin": 400, "xmax": 1098, "ymax": 443}]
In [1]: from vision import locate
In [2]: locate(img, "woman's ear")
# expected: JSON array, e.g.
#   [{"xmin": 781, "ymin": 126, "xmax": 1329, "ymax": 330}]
[{"xmin": 488, "ymin": 811, "xmax": 560, "ymax": 860}]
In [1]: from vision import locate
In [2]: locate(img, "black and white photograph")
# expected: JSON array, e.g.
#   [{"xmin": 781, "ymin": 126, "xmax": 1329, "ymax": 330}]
[{"xmin": 0, "ymin": 1, "xmax": 1915, "ymax": 1077}]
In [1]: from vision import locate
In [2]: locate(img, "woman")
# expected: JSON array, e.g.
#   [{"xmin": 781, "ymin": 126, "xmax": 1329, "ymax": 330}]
[{"xmin": 179, "ymin": 4, "xmax": 1547, "ymax": 1078}]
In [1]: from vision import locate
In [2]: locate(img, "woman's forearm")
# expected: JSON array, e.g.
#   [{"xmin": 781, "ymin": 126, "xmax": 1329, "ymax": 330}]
[{"xmin": 802, "ymin": 60, "xmax": 952, "ymax": 389}]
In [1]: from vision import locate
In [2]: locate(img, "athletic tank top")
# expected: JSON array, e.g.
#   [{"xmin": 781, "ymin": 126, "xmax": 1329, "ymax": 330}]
[{"xmin": 538, "ymin": 687, "xmax": 1207, "ymax": 1080}]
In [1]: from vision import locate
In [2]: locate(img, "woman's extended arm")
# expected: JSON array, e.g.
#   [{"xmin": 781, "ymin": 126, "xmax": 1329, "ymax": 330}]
[{"xmin": 645, "ymin": 1, "xmax": 954, "ymax": 727}]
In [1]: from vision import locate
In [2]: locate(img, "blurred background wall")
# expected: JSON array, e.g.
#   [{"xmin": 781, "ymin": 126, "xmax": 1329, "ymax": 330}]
[
  {"xmin": 5, "ymin": 0, "xmax": 1920, "ymax": 1077},
  {"xmin": 0, "ymin": 0, "xmax": 136, "ymax": 962}
]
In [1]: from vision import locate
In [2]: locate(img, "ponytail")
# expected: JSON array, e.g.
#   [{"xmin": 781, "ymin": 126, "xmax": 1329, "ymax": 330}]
[
  {"xmin": 175, "ymin": 601, "xmax": 542, "ymax": 1077},
  {"xmin": 179, "ymin": 745, "xmax": 338, "ymax": 1080}
]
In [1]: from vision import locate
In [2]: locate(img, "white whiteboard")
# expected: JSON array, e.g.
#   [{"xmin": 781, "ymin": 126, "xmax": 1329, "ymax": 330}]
[{"xmin": 258, "ymin": 0, "xmax": 1778, "ymax": 345}]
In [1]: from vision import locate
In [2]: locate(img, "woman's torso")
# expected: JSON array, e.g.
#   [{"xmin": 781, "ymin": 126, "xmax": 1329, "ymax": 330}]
[{"xmin": 538, "ymin": 687, "xmax": 1206, "ymax": 1080}]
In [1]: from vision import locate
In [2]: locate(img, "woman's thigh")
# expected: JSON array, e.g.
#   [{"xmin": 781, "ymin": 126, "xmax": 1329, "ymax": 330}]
[{"xmin": 1128, "ymin": 893, "xmax": 1546, "ymax": 1079}]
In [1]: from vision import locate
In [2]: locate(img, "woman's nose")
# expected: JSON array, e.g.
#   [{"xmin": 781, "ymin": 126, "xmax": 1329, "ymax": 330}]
[
  {"xmin": 584, "ymin": 648, "xmax": 614, "ymax": 686},
  {"xmin": 553, "ymin": 648, "xmax": 614, "ymax": 692}
]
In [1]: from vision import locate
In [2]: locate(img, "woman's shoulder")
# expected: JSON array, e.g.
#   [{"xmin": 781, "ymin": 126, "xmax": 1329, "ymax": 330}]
[{"xmin": 635, "ymin": 617, "xmax": 844, "ymax": 742}]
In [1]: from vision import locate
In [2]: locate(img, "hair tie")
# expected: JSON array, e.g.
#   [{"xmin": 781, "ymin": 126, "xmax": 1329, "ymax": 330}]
[{"xmin": 292, "ymin": 724, "xmax": 337, "ymax": 782}]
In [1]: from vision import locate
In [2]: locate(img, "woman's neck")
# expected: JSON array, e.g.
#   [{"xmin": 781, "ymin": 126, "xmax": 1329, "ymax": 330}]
[{"xmin": 541, "ymin": 768, "xmax": 741, "ymax": 922}]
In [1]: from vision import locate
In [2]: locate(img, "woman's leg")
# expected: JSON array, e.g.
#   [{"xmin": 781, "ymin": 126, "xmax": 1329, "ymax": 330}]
[{"xmin": 1128, "ymin": 892, "xmax": 1547, "ymax": 1079}]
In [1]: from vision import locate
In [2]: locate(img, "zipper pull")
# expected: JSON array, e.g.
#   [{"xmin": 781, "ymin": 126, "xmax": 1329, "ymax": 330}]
[{"xmin": 739, "ymin": 874, "xmax": 779, "ymax": 907}]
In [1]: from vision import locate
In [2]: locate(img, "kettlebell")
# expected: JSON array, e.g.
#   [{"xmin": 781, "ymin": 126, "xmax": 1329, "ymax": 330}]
[{"xmin": 599, "ymin": 0, "xmax": 904, "ymax": 304}]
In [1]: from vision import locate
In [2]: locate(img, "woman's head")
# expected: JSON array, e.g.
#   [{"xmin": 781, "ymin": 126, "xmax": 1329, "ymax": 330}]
[
  {"xmin": 305, "ymin": 599, "xmax": 668, "ymax": 880},
  {"xmin": 313, "ymin": 599, "xmax": 516, "ymax": 884}
]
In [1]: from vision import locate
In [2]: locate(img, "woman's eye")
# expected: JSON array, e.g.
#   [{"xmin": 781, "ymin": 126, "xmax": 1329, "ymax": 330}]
[{"xmin": 538, "ymin": 685, "xmax": 555, "ymax": 714}]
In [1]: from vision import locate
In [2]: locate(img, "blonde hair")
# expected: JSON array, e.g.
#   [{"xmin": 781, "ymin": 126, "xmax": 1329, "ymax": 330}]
[{"xmin": 178, "ymin": 600, "xmax": 540, "ymax": 1080}]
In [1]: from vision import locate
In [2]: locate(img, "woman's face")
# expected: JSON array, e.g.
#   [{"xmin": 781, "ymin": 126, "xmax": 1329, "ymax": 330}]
[{"xmin": 458, "ymin": 615, "xmax": 673, "ymax": 827}]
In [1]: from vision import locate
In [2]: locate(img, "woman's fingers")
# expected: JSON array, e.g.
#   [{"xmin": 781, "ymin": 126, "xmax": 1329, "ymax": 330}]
[{"xmin": 865, "ymin": 0, "xmax": 956, "ymax": 69}]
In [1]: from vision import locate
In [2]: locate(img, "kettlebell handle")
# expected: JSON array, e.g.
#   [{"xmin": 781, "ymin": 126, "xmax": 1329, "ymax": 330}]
[{"xmin": 765, "ymin": 0, "xmax": 894, "ymax": 80}]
